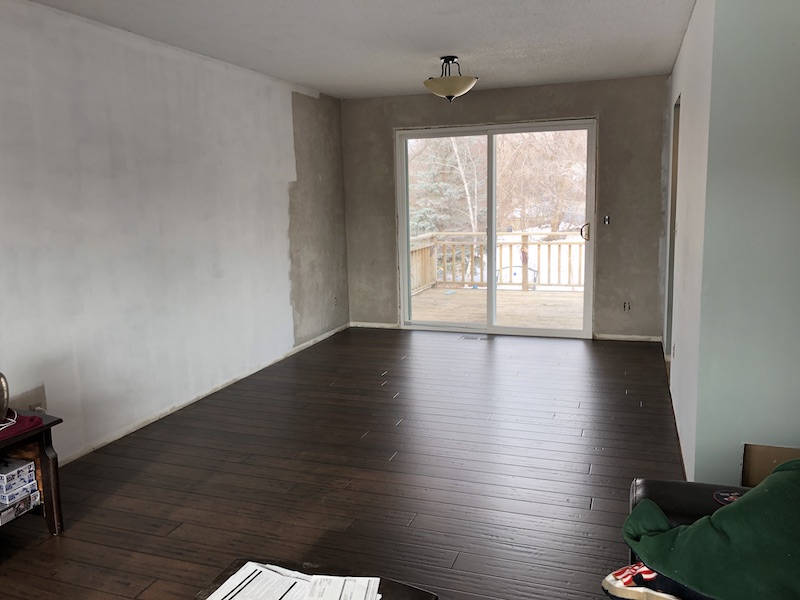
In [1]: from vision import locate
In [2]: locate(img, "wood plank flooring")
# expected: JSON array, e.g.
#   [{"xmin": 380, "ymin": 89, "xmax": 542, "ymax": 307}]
[{"xmin": 0, "ymin": 328, "xmax": 684, "ymax": 600}]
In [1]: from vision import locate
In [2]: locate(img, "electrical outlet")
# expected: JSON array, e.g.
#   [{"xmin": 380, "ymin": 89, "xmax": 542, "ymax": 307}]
[{"xmin": 623, "ymin": 301, "xmax": 631, "ymax": 312}]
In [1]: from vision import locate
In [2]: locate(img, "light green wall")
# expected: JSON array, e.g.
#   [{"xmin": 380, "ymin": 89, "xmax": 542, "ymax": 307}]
[{"xmin": 694, "ymin": 1, "xmax": 800, "ymax": 483}]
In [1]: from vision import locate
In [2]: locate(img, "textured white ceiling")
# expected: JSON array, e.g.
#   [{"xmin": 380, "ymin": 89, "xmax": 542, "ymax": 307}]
[{"xmin": 28, "ymin": 0, "xmax": 696, "ymax": 98}]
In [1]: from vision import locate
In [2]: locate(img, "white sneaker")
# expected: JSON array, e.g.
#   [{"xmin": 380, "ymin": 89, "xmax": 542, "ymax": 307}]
[{"xmin": 601, "ymin": 562, "xmax": 680, "ymax": 600}]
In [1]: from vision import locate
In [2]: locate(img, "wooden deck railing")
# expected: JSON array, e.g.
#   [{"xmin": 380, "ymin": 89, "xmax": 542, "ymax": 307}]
[{"xmin": 409, "ymin": 231, "xmax": 585, "ymax": 294}]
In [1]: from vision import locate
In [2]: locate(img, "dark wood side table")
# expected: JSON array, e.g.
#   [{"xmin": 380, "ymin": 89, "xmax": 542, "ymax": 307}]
[
  {"xmin": 1, "ymin": 410, "xmax": 64, "ymax": 535},
  {"xmin": 195, "ymin": 559, "xmax": 438, "ymax": 600}
]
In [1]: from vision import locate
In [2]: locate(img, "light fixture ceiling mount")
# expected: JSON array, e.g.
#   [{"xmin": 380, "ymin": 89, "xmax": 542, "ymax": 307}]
[{"xmin": 423, "ymin": 56, "xmax": 478, "ymax": 102}]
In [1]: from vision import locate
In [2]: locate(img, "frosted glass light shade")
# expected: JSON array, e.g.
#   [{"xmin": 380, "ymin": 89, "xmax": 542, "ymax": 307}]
[{"xmin": 424, "ymin": 75, "xmax": 478, "ymax": 102}]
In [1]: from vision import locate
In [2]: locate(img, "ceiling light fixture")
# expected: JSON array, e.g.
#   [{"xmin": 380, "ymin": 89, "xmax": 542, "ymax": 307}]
[{"xmin": 423, "ymin": 56, "xmax": 478, "ymax": 102}]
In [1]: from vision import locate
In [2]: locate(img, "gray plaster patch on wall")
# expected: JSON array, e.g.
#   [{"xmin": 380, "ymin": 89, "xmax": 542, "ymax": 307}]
[
  {"xmin": 341, "ymin": 76, "xmax": 667, "ymax": 337},
  {"xmin": 289, "ymin": 93, "xmax": 350, "ymax": 345}
]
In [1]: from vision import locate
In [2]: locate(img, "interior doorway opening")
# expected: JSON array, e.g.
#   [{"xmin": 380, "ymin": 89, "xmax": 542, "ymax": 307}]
[{"xmin": 665, "ymin": 98, "xmax": 681, "ymax": 375}]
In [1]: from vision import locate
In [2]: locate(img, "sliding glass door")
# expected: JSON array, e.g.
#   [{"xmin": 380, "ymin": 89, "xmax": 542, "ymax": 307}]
[
  {"xmin": 405, "ymin": 135, "xmax": 488, "ymax": 327},
  {"xmin": 397, "ymin": 120, "xmax": 595, "ymax": 338}
]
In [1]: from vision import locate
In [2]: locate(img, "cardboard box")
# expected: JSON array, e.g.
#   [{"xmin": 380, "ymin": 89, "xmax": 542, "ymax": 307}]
[
  {"xmin": 0, "ymin": 480, "xmax": 38, "ymax": 505},
  {"xmin": 0, "ymin": 467, "xmax": 36, "ymax": 494},
  {"xmin": 0, "ymin": 458, "xmax": 35, "ymax": 491},
  {"xmin": 0, "ymin": 490, "xmax": 40, "ymax": 526},
  {"xmin": 742, "ymin": 444, "xmax": 800, "ymax": 487}
]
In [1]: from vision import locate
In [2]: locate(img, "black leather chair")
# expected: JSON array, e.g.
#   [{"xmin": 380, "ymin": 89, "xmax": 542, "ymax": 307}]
[{"xmin": 627, "ymin": 478, "xmax": 752, "ymax": 561}]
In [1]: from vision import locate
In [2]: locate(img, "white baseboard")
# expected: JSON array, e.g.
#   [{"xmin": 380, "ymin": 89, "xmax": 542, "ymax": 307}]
[
  {"xmin": 594, "ymin": 333, "xmax": 663, "ymax": 342},
  {"xmin": 349, "ymin": 321, "xmax": 399, "ymax": 329},
  {"xmin": 63, "ymin": 323, "xmax": 352, "ymax": 464},
  {"xmin": 287, "ymin": 323, "xmax": 350, "ymax": 356},
  {"xmin": 348, "ymin": 323, "xmax": 663, "ymax": 343}
]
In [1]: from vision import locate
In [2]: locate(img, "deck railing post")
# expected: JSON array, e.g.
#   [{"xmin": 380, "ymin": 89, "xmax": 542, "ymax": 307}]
[
  {"xmin": 521, "ymin": 234, "xmax": 529, "ymax": 291},
  {"xmin": 429, "ymin": 236, "xmax": 437, "ymax": 287}
]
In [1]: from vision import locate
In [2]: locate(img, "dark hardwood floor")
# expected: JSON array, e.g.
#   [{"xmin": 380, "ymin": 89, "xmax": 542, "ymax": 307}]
[{"xmin": 0, "ymin": 328, "xmax": 684, "ymax": 600}]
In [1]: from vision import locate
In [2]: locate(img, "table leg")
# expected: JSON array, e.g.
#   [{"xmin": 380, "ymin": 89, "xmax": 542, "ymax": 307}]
[{"xmin": 37, "ymin": 430, "xmax": 64, "ymax": 535}]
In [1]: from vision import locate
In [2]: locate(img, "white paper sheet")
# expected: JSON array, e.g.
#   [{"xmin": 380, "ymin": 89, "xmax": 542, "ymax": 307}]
[
  {"xmin": 306, "ymin": 575, "xmax": 380, "ymax": 600},
  {"xmin": 205, "ymin": 562, "xmax": 380, "ymax": 600},
  {"xmin": 205, "ymin": 562, "xmax": 311, "ymax": 600}
]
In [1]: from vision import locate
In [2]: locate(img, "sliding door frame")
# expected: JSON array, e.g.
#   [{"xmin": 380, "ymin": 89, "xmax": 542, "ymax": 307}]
[{"xmin": 396, "ymin": 119, "xmax": 597, "ymax": 338}]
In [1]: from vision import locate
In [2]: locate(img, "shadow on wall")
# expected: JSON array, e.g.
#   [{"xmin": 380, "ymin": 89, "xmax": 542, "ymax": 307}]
[{"xmin": 8, "ymin": 383, "xmax": 48, "ymax": 413}]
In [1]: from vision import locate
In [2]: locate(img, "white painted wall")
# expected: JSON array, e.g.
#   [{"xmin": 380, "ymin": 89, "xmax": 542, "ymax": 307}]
[
  {"xmin": 0, "ymin": 0, "xmax": 297, "ymax": 460},
  {"xmin": 665, "ymin": 0, "xmax": 716, "ymax": 480},
  {"xmin": 694, "ymin": 0, "xmax": 800, "ymax": 484}
]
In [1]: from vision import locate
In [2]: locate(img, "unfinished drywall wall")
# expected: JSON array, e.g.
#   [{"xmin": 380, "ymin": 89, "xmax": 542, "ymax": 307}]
[
  {"xmin": 666, "ymin": 0, "xmax": 716, "ymax": 480},
  {"xmin": 0, "ymin": 0, "xmax": 296, "ymax": 460},
  {"xmin": 289, "ymin": 92, "xmax": 350, "ymax": 344},
  {"xmin": 342, "ymin": 76, "xmax": 667, "ymax": 337}
]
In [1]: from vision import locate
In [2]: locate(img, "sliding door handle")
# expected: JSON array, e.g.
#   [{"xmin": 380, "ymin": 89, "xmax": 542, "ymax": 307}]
[{"xmin": 580, "ymin": 222, "xmax": 590, "ymax": 241}]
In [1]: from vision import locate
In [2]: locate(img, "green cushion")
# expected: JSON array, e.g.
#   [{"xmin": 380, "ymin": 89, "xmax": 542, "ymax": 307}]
[{"xmin": 623, "ymin": 459, "xmax": 800, "ymax": 600}]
